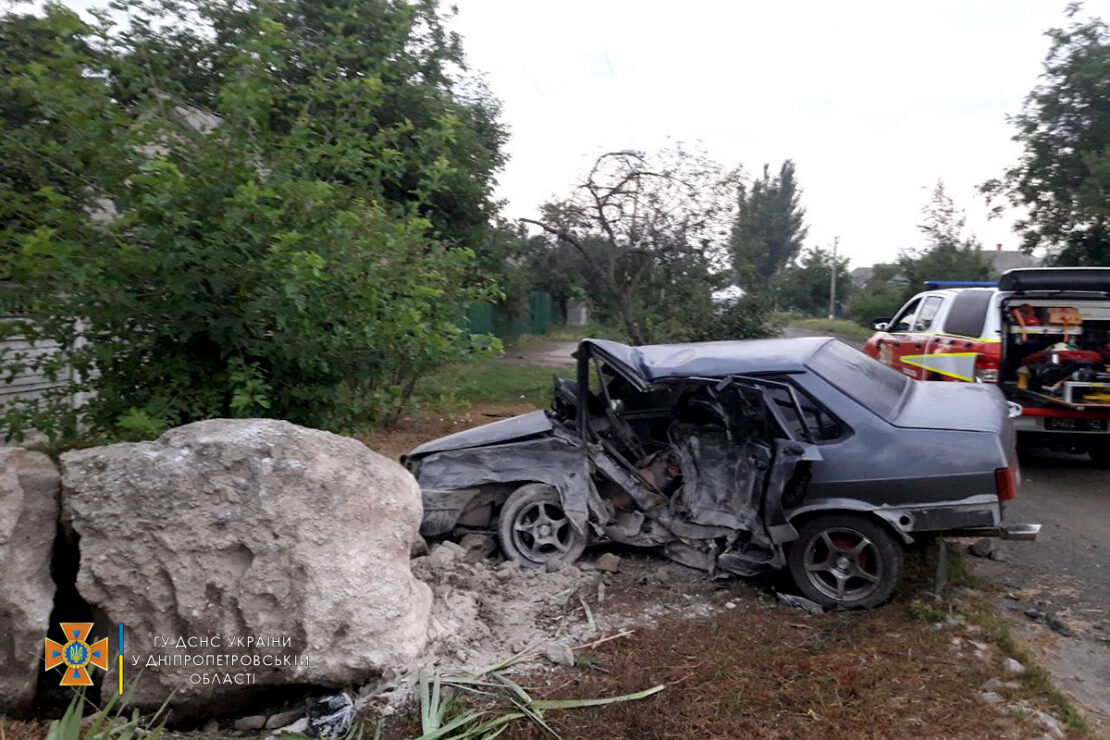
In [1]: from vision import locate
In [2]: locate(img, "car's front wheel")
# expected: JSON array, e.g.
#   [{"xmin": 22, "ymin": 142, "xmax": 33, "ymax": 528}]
[
  {"xmin": 498, "ymin": 483, "xmax": 587, "ymax": 566},
  {"xmin": 787, "ymin": 513, "xmax": 903, "ymax": 610}
]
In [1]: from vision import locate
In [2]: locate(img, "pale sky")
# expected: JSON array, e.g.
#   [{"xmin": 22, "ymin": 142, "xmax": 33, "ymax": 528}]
[
  {"xmin": 16, "ymin": 0, "xmax": 1100, "ymax": 269},
  {"xmin": 449, "ymin": 0, "xmax": 1096, "ymax": 269}
]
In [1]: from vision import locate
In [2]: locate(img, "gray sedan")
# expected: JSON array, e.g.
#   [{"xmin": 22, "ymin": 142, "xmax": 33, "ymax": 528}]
[{"xmin": 403, "ymin": 337, "xmax": 1039, "ymax": 609}]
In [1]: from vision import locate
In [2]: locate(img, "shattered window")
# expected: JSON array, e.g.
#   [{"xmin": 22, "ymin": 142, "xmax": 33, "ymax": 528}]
[
  {"xmin": 806, "ymin": 341, "xmax": 910, "ymax": 421},
  {"xmin": 764, "ymin": 380, "xmax": 850, "ymax": 443}
]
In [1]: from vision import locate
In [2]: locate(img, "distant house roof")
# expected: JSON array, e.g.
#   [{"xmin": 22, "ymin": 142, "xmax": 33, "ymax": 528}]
[
  {"xmin": 987, "ymin": 250, "xmax": 1040, "ymax": 276},
  {"xmin": 849, "ymin": 267, "xmax": 873, "ymax": 288}
]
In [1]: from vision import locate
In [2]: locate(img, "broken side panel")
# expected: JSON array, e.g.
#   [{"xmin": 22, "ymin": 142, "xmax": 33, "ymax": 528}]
[{"xmin": 412, "ymin": 432, "xmax": 594, "ymax": 535}]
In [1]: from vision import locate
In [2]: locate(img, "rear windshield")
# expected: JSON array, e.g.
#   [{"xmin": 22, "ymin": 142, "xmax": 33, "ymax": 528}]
[
  {"xmin": 805, "ymin": 340, "xmax": 910, "ymax": 420},
  {"xmin": 943, "ymin": 289, "xmax": 993, "ymax": 338}
]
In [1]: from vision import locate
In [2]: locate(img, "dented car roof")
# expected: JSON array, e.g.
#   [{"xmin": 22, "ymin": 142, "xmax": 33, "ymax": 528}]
[{"xmin": 581, "ymin": 336, "xmax": 833, "ymax": 383}]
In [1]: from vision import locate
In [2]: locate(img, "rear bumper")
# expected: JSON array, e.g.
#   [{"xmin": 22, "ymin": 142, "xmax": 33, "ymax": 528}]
[{"xmin": 943, "ymin": 523, "xmax": 1041, "ymax": 541}]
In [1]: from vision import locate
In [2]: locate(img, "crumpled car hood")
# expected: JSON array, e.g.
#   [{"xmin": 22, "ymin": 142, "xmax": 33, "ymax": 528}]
[{"xmin": 404, "ymin": 410, "xmax": 554, "ymax": 459}]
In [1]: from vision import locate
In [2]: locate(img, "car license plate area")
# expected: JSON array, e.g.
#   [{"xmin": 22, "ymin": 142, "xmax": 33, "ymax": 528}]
[{"xmin": 1045, "ymin": 417, "xmax": 1108, "ymax": 432}]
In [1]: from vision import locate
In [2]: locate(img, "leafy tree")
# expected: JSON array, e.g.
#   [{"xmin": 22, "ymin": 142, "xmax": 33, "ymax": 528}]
[
  {"xmin": 983, "ymin": 9, "xmax": 1110, "ymax": 264},
  {"xmin": 523, "ymin": 148, "xmax": 742, "ymax": 344},
  {"xmin": 898, "ymin": 182, "xmax": 992, "ymax": 293},
  {"xmin": 775, "ymin": 246, "xmax": 853, "ymax": 316},
  {"xmin": 0, "ymin": 0, "xmax": 504, "ymax": 442},
  {"xmin": 730, "ymin": 160, "xmax": 808, "ymax": 289}
]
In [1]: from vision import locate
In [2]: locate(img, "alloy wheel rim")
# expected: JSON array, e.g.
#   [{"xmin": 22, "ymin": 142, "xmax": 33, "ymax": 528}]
[
  {"xmin": 511, "ymin": 501, "xmax": 572, "ymax": 563},
  {"xmin": 803, "ymin": 526, "xmax": 883, "ymax": 603}
]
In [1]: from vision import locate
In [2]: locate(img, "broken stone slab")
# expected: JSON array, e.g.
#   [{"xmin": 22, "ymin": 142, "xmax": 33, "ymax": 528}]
[
  {"xmin": 265, "ymin": 709, "xmax": 304, "ymax": 730},
  {"xmin": 595, "ymin": 553, "xmax": 621, "ymax": 573},
  {"xmin": 233, "ymin": 715, "xmax": 267, "ymax": 731},
  {"xmin": 544, "ymin": 642, "xmax": 575, "ymax": 667},
  {"xmin": 60, "ymin": 419, "xmax": 432, "ymax": 719},
  {"xmin": 0, "ymin": 448, "xmax": 60, "ymax": 717}
]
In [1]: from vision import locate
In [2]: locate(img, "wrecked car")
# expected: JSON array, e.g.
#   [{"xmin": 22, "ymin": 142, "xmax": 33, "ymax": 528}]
[{"xmin": 403, "ymin": 337, "xmax": 1040, "ymax": 609}]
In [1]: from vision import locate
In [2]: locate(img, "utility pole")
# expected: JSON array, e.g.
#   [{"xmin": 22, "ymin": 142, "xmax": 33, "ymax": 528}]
[{"xmin": 827, "ymin": 236, "xmax": 839, "ymax": 320}]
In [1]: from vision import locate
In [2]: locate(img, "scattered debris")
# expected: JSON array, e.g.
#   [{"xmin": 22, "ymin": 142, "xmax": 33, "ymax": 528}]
[
  {"xmin": 596, "ymin": 553, "xmax": 622, "ymax": 573},
  {"xmin": 545, "ymin": 642, "xmax": 576, "ymax": 667},
  {"xmin": 305, "ymin": 693, "xmax": 356, "ymax": 739},
  {"xmin": 776, "ymin": 592, "xmax": 824, "ymax": 614},
  {"xmin": 1002, "ymin": 657, "xmax": 1026, "ymax": 675}
]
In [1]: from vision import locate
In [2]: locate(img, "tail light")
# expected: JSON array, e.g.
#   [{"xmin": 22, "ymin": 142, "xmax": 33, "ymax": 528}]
[
  {"xmin": 975, "ymin": 352, "xmax": 1000, "ymax": 383},
  {"xmin": 995, "ymin": 458, "xmax": 1020, "ymax": 501}
]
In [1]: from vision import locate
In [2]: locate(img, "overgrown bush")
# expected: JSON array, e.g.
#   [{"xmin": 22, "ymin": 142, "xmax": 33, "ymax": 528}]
[{"xmin": 0, "ymin": 0, "xmax": 505, "ymax": 442}]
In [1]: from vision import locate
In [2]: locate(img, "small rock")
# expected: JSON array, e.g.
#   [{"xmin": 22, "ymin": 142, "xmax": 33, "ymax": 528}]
[
  {"xmin": 969, "ymin": 538, "xmax": 996, "ymax": 558},
  {"xmin": 1003, "ymin": 681, "xmax": 1020, "ymax": 689},
  {"xmin": 725, "ymin": 601, "xmax": 737, "ymax": 610},
  {"xmin": 273, "ymin": 717, "xmax": 309, "ymax": 736},
  {"xmin": 1025, "ymin": 608, "xmax": 1046, "ymax": 622},
  {"xmin": 1034, "ymin": 710, "xmax": 1064, "ymax": 738},
  {"xmin": 577, "ymin": 561, "xmax": 596, "ymax": 572},
  {"xmin": 545, "ymin": 559, "xmax": 564, "ymax": 573},
  {"xmin": 1002, "ymin": 657, "xmax": 1026, "ymax": 675},
  {"xmin": 440, "ymin": 540, "xmax": 468, "ymax": 557},
  {"xmin": 1046, "ymin": 615, "xmax": 1073, "ymax": 637},
  {"xmin": 981, "ymin": 678, "xmax": 1003, "ymax": 690},
  {"xmin": 202, "ymin": 719, "xmax": 219, "ymax": 734},
  {"xmin": 978, "ymin": 691, "xmax": 1004, "ymax": 704},
  {"xmin": 410, "ymin": 535, "xmax": 429, "ymax": 558},
  {"xmin": 428, "ymin": 544, "xmax": 460, "ymax": 566},
  {"xmin": 495, "ymin": 567, "xmax": 517, "ymax": 581},
  {"xmin": 596, "ymin": 553, "xmax": 621, "ymax": 573},
  {"xmin": 511, "ymin": 640, "xmax": 529, "ymax": 654},
  {"xmin": 776, "ymin": 592, "xmax": 824, "ymax": 614},
  {"xmin": 969, "ymin": 640, "xmax": 989, "ymax": 652},
  {"xmin": 459, "ymin": 533, "xmax": 496, "ymax": 561},
  {"xmin": 234, "ymin": 715, "xmax": 267, "ymax": 731},
  {"xmin": 265, "ymin": 710, "xmax": 304, "ymax": 730},
  {"xmin": 988, "ymin": 548, "xmax": 1009, "ymax": 562},
  {"xmin": 544, "ymin": 642, "xmax": 575, "ymax": 667},
  {"xmin": 498, "ymin": 559, "xmax": 520, "ymax": 572}
]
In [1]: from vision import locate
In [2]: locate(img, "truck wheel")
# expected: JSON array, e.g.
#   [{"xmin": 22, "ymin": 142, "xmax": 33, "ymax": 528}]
[
  {"xmin": 787, "ymin": 513, "xmax": 903, "ymax": 610},
  {"xmin": 498, "ymin": 484, "xmax": 587, "ymax": 566}
]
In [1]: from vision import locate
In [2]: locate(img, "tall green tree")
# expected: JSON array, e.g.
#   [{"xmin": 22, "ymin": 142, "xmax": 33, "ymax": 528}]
[
  {"xmin": 983, "ymin": 9, "xmax": 1110, "ymax": 264},
  {"xmin": 776, "ymin": 246, "xmax": 853, "ymax": 316},
  {"xmin": 730, "ymin": 160, "xmax": 808, "ymax": 288},
  {"xmin": 899, "ymin": 182, "xmax": 992, "ymax": 292},
  {"xmin": 0, "ymin": 0, "xmax": 505, "ymax": 442}
]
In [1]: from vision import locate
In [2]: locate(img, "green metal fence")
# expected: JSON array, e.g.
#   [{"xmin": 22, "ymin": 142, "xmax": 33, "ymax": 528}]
[{"xmin": 465, "ymin": 291, "xmax": 555, "ymax": 342}]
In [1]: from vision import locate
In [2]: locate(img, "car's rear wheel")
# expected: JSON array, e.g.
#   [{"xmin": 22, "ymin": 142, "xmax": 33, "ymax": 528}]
[
  {"xmin": 498, "ymin": 484, "xmax": 587, "ymax": 566},
  {"xmin": 787, "ymin": 513, "xmax": 903, "ymax": 610}
]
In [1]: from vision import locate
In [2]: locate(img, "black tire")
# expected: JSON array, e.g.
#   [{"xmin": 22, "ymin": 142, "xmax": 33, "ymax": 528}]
[
  {"xmin": 786, "ymin": 513, "xmax": 903, "ymax": 610},
  {"xmin": 498, "ymin": 484, "xmax": 587, "ymax": 566}
]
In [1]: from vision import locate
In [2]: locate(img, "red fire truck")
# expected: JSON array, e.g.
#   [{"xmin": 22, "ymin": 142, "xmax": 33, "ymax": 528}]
[{"xmin": 864, "ymin": 267, "xmax": 1110, "ymax": 464}]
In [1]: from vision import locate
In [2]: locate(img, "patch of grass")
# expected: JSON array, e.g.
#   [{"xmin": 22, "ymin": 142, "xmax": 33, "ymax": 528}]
[
  {"xmin": 542, "ymin": 322, "xmax": 629, "ymax": 343},
  {"xmin": 415, "ymin": 359, "xmax": 570, "ymax": 409},
  {"xmin": 779, "ymin": 315, "xmax": 873, "ymax": 341}
]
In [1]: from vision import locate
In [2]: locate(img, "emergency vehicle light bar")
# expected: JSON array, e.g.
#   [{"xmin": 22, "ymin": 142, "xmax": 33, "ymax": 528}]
[{"xmin": 923, "ymin": 280, "xmax": 998, "ymax": 289}]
